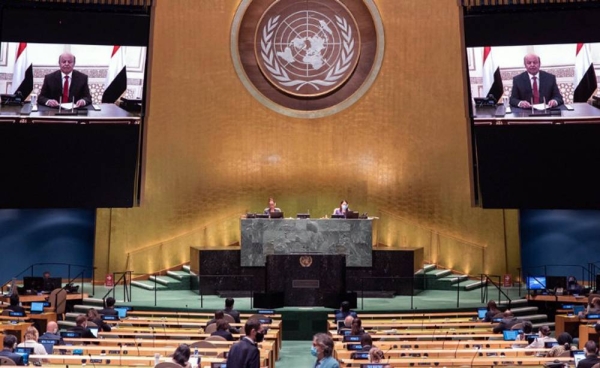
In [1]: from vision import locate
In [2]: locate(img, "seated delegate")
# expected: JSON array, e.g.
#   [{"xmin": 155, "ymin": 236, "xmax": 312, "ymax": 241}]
[{"xmin": 333, "ymin": 200, "xmax": 350, "ymax": 216}]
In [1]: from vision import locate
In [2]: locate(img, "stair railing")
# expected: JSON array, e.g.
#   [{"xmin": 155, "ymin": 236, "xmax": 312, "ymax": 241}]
[
  {"xmin": 101, "ymin": 271, "xmax": 132, "ymax": 303},
  {"xmin": 480, "ymin": 274, "xmax": 512, "ymax": 309},
  {"xmin": 2, "ymin": 262, "xmax": 96, "ymax": 296}
]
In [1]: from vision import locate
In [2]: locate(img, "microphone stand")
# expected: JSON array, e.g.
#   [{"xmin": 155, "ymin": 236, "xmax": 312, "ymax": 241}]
[{"xmin": 470, "ymin": 347, "xmax": 480, "ymax": 367}]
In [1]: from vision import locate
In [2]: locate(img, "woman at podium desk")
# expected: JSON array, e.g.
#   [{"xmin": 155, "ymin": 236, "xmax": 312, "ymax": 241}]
[
  {"xmin": 333, "ymin": 200, "xmax": 350, "ymax": 216},
  {"xmin": 263, "ymin": 197, "xmax": 281, "ymax": 215}
]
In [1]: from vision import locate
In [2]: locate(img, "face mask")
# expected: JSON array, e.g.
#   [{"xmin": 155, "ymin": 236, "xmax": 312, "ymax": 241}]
[
  {"xmin": 342, "ymin": 204, "xmax": 348, "ymax": 210},
  {"xmin": 311, "ymin": 346, "xmax": 318, "ymax": 357},
  {"xmin": 255, "ymin": 331, "xmax": 264, "ymax": 343}
]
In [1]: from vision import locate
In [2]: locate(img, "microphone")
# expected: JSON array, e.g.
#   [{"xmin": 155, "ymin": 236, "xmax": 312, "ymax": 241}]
[
  {"xmin": 88, "ymin": 354, "xmax": 97, "ymax": 368},
  {"xmin": 453, "ymin": 339, "xmax": 461, "ymax": 358},
  {"xmin": 150, "ymin": 326, "xmax": 156, "ymax": 348},
  {"xmin": 383, "ymin": 344, "xmax": 396, "ymax": 365},
  {"xmin": 470, "ymin": 347, "xmax": 481, "ymax": 367},
  {"xmin": 134, "ymin": 337, "xmax": 141, "ymax": 356},
  {"xmin": 118, "ymin": 343, "xmax": 122, "ymax": 366},
  {"xmin": 431, "ymin": 324, "xmax": 438, "ymax": 342}
]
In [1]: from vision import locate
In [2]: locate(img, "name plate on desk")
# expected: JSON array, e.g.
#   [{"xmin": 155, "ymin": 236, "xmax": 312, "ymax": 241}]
[{"xmin": 292, "ymin": 280, "xmax": 319, "ymax": 289}]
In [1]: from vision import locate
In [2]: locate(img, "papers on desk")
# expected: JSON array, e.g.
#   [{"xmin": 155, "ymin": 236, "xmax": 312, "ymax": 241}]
[
  {"xmin": 60, "ymin": 102, "xmax": 75, "ymax": 110},
  {"xmin": 532, "ymin": 103, "xmax": 550, "ymax": 111}
]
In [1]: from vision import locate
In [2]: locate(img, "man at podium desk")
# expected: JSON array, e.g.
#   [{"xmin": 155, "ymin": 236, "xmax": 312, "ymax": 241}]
[
  {"xmin": 38, "ymin": 52, "xmax": 92, "ymax": 108},
  {"xmin": 510, "ymin": 53, "xmax": 563, "ymax": 109}
]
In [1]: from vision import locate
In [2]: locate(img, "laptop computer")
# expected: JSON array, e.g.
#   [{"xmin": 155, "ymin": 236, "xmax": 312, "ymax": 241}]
[
  {"xmin": 345, "ymin": 211, "xmax": 359, "ymax": 219},
  {"xmin": 114, "ymin": 307, "xmax": 128, "ymax": 319},
  {"xmin": 269, "ymin": 211, "xmax": 284, "ymax": 219},
  {"xmin": 477, "ymin": 308, "xmax": 487, "ymax": 319},
  {"xmin": 574, "ymin": 305, "xmax": 586, "ymax": 315},
  {"xmin": 88, "ymin": 327, "xmax": 99, "ymax": 338},
  {"xmin": 574, "ymin": 350, "xmax": 586, "ymax": 367},
  {"xmin": 502, "ymin": 330, "xmax": 519, "ymax": 341},
  {"xmin": 544, "ymin": 341, "xmax": 559, "ymax": 348},
  {"xmin": 15, "ymin": 347, "xmax": 33, "ymax": 365},
  {"xmin": 30, "ymin": 301, "xmax": 45, "ymax": 314},
  {"xmin": 526, "ymin": 334, "xmax": 538, "ymax": 344}
]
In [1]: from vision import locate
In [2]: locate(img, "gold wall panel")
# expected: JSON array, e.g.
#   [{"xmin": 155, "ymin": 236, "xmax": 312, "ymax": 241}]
[{"xmin": 94, "ymin": 0, "xmax": 521, "ymax": 279}]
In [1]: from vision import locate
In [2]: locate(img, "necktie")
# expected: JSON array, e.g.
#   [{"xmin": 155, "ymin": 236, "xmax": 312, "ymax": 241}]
[
  {"xmin": 532, "ymin": 76, "xmax": 539, "ymax": 104},
  {"xmin": 62, "ymin": 76, "xmax": 69, "ymax": 103}
]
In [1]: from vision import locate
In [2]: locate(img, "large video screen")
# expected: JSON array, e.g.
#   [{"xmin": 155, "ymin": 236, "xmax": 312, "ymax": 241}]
[
  {"xmin": 463, "ymin": 3, "xmax": 600, "ymax": 209},
  {"xmin": 0, "ymin": 3, "xmax": 151, "ymax": 208}
]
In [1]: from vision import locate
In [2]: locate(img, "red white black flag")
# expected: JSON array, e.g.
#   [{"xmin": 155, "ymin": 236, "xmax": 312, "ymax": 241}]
[
  {"xmin": 102, "ymin": 46, "xmax": 127, "ymax": 103},
  {"xmin": 573, "ymin": 43, "xmax": 597, "ymax": 103},
  {"xmin": 10, "ymin": 42, "xmax": 33, "ymax": 98},
  {"xmin": 482, "ymin": 46, "xmax": 503, "ymax": 103}
]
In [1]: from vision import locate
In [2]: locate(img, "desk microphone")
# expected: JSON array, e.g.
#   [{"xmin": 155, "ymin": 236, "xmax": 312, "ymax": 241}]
[
  {"xmin": 431, "ymin": 324, "xmax": 438, "ymax": 342},
  {"xmin": 150, "ymin": 326, "xmax": 156, "ymax": 347},
  {"xmin": 134, "ymin": 337, "xmax": 141, "ymax": 356},
  {"xmin": 470, "ymin": 347, "xmax": 480, "ymax": 367},
  {"xmin": 88, "ymin": 354, "xmax": 97, "ymax": 368},
  {"xmin": 453, "ymin": 339, "xmax": 461, "ymax": 358},
  {"xmin": 118, "ymin": 343, "xmax": 122, "ymax": 366},
  {"xmin": 383, "ymin": 344, "xmax": 397, "ymax": 363},
  {"xmin": 441, "ymin": 330, "xmax": 450, "ymax": 350}
]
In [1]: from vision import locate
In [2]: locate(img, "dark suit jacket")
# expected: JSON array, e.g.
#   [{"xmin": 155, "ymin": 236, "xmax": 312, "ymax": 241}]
[
  {"xmin": 227, "ymin": 337, "xmax": 259, "ymax": 368},
  {"xmin": 69, "ymin": 325, "xmax": 96, "ymax": 339},
  {"xmin": 0, "ymin": 349, "xmax": 25, "ymax": 365},
  {"xmin": 224, "ymin": 307, "xmax": 241, "ymax": 323},
  {"xmin": 492, "ymin": 317, "xmax": 522, "ymax": 333},
  {"xmin": 211, "ymin": 329, "xmax": 234, "ymax": 341},
  {"xmin": 38, "ymin": 70, "xmax": 92, "ymax": 106},
  {"xmin": 578, "ymin": 354, "xmax": 600, "ymax": 368},
  {"xmin": 97, "ymin": 308, "xmax": 119, "ymax": 317},
  {"xmin": 510, "ymin": 70, "xmax": 563, "ymax": 107}
]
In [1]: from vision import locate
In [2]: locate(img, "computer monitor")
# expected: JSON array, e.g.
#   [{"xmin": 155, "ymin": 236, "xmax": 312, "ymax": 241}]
[
  {"xmin": 296, "ymin": 213, "xmax": 310, "ymax": 219},
  {"xmin": 502, "ymin": 330, "xmax": 519, "ymax": 341},
  {"xmin": 331, "ymin": 214, "xmax": 345, "ymax": 219},
  {"xmin": 30, "ymin": 302, "xmax": 45, "ymax": 314},
  {"xmin": 114, "ymin": 307, "xmax": 128, "ymax": 319},
  {"xmin": 337, "ymin": 320, "xmax": 345, "ymax": 329},
  {"xmin": 574, "ymin": 305, "xmax": 586, "ymax": 315},
  {"xmin": 23, "ymin": 276, "xmax": 44, "ymax": 292},
  {"xmin": 526, "ymin": 334, "xmax": 538, "ymax": 344},
  {"xmin": 477, "ymin": 308, "xmax": 487, "ymax": 319},
  {"xmin": 574, "ymin": 350, "xmax": 586, "ymax": 367},
  {"xmin": 345, "ymin": 211, "xmax": 359, "ymax": 219},
  {"xmin": 545, "ymin": 341, "xmax": 559, "ymax": 348},
  {"xmin": 526, "ymin": 276, "xmax": 547, "ymax": 290},
  {"xmin": 15, "ymin": 347, "xmax": 33, "ymax": 365},
  {"xmin": 43, "ymin": 277, "xmax": 63, "ymax": 292},
  {"xmin": 88, "ymin": 327, "xmax": 99, "ymax": 338},
  {"xmin": 39, "ymin": 338, "xmax": 57, "ymax": 354},
  {"xmin": 546, "ymin": 276, "xmax": 567, "ymax": 290},
  {"xmin": 269, "ymin": 211, "xmax": 284, "ymax": 219}
]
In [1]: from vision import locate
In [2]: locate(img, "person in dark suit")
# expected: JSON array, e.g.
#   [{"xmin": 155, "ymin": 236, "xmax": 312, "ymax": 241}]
[
  {"xmin": 226, "ymin": 318, "xmax": 264, "ymax": 368},
  {"xmin": 98, "ymin": 297, "xmax": 118, "ymax": 316},
  {"xmin": 224, "ymin": 298, "xmax": 241, "ymax": 323},
  {"xmin": 5, "ymin": 294, "xmax": 26, "ymax": 314},
  {"xmin": 68, "ymin": 315, "xmax": 96, "ymax": 339},
  {"xmin": 492, "ymin": 310, "xmax": 522, "ymax": 333},
  {"xmin": 38, "ymin": 52, "xmax": 92, "ymax": 108},
  {"xmin": 510, "ymin": 53, "xmax": 563, "ymax": 108},
  {"xmin": 578, "ymin": 340, "xmax": 600, "ymax": 368},
  {"xmin": 211, "ymin": 319, "xmax": 234, "ymax": 341},
  {"xmin": 0, "ymin": 334, "xmax": 24, "ymax": 365}
]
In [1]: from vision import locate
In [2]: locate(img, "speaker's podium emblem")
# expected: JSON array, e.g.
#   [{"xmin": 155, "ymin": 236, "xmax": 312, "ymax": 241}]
[
  {"xmin": 299, "ymin": 255, "xmax": 313, "ymax": 268},
  {"xmin": 232, "ymin": 0, "xmax": 384, "ymax": 118}
]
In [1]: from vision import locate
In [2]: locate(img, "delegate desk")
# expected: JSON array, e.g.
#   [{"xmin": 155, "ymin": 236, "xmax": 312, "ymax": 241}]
[
  {"xmin": 473, "ymin": 102, "xmax": 600, "ymax": 125},
  {"xmin": 0, "ymin": 293, "xmax": 88, "ymax": 304},
  {"xmin": 0, "ymin": 103, "xmax": 140, "ymax": 123},
  {"xmin": 240, "ymin": 218, "xmax": 376, "ymax": 267}
]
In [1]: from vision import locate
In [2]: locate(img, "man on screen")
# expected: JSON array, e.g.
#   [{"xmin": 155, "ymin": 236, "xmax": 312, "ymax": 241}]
[
  {"xmin": 39, "ymin": 52, "xmax": 92, "ymax": 108},
  {"xmin": 510, "ymin": 53, "xmax": 563, "ymax": 108}
]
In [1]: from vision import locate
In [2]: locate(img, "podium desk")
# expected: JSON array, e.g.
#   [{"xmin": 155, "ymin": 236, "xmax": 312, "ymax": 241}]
[
  {"xmin": 474, "ymin": 102, "xmax": 600, "ymax": 125},
  {"xmin": 0, "ymin": 293, "xmax": 88, "ymax": 304},
  {"xmin": 0, "ymin": 103, "xmax": 140, "ymax": 124},
  {"xmin": 240, "ymin": 217, "xmax": 376, "ymax": 267}
]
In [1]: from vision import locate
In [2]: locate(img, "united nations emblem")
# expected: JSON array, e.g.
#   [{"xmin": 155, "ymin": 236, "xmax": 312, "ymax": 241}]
[
  {"xmin": 232, "ymin": 0, "xmax": 384, "ymax": 118},
  {"xmin": 299, "ymin": 255, "xmax": 313, "ymax": 267}
]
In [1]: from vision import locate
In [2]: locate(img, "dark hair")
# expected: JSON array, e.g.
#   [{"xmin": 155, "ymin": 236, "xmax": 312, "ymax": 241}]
[
  {"xmin": 87, "ymin": 308, "xmax": 100, "ymax": 320},
  {"xmin": 75, "ymin": 315, "xmax": 87, "ymax": 326},
  {"xmin": 172, "ymin": 344, "xmax": 190, "ymax": 367},
  {"xmin": 585, "ymin": 340, "xmax": 598, "ymax": 355},
  {"xmin": 313, "ymin": 333, "xmax": 334, "ymax": 357},
  {"xmin": 214, "ymin": 310, "xmax": 224, "ymax": 320},
  {"xmin": 351, "ymin": 318, "xmax": 363, "ymax": 335},
  {"xmin": 3, "ymin": 334, "xmax": 16, "ymax": 349},
  {"xmin": 487, "ymin": 300, "xmax": 498, "ymax": 312},
  {"xmin": 216, "ymin": 319, "xmax": 229, "ymax": 331},
  {"xmin": 341, "ymin": 301, "xmax": 350, "ymax": 312},
  {"xmin": 522, "ymin": 321, "xmax": 533, "ymax": 334},
  {"xmin": 360, "ymin": 333, "xmax": 373, "ymax": 348},
  {"xmin": 595, "ymin": 323, "xmax": 600, "ymax": 334},
  {"xmin": 244, "ymin": 318, "xmax": 261, "ymax": 336},
  {"xmin": 225, "ymin": 298, "xmax": 234, "ymax": 308},
  {"xmin": 557, "ymin": 332, "xmax": 573, "ymax": 350},
  {"xmin": 9, "ymin": 293, "xmax": 19, "ymax": 306},
  {"xmin": 105, "ymin": 297, "xmax": 115, "ymax": 308},
  {"xmin": 539, "ymin": 325, "xmax": 551, "ymax": 337}
]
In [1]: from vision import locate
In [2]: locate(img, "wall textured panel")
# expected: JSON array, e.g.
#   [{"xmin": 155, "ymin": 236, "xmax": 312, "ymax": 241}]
[{"xmin": 94, "ymin": 0, "xmax": 520, "ymax": 279}]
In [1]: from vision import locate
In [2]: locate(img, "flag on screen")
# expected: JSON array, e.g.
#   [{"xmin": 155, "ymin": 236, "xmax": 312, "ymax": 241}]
[
  {"xmin": 102, "ymin": 45, "xmax": 127, "ymax": 103},
  {"xmin": 10, "ymin": 42, "xmax": 33, "ymax": 98},
  {"xmin": 573, "ymin": 43, "xmax": 597, "ymax": 103},
  {"xmin": 482, "ymin": 46, "xmax": 503, "ymax": 103}
]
